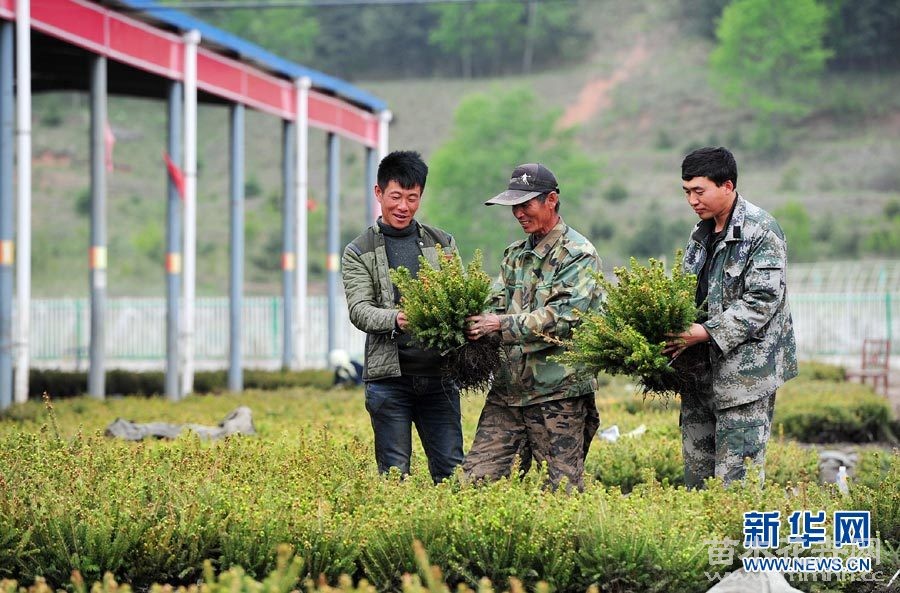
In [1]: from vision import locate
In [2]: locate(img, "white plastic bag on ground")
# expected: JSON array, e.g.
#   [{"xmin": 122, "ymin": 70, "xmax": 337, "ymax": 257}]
[
  {"xmin": 705, "ymin": 569, "xmax": 803, "ymax": 593},
  {"xmin": 599, "ymin": 425, "xmax": 620, "ymax": 442}
]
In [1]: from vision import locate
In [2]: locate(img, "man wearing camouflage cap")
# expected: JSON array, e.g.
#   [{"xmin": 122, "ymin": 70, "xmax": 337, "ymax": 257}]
[
  {"xmin": 665, "ymin": 147, "xmax": 797, "ymax": 489},
  {"xmin": 462, "ymin": 163, "xmax": 602, "ymax": 491}
]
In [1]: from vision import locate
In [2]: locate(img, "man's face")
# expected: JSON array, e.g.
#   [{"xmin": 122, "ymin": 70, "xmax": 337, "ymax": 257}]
[
  {"xmin": 375, "ymin": 180, "xmax": 421, "ymax": 229},
  {"xmin": 682, "ymin": 176, "xmax": 734, "ymax": 222},
  {"xmin": 511, "ymin": 192, "xmax": 558, "ymax": 235}
]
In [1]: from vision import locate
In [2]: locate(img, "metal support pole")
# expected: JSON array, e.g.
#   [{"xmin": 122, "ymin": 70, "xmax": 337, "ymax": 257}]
[
  {"xmin": 165, "ymin": 81, "xmax": 183, "ymax": 401},
  {"xmin": 294, "ymin": 77, "xmax": 310, "ymax": 368},
  {"xmin": 365, "ymin": 146, "xmax": 377, "ymax": 224},
  {"xmin": 181, "ymin": 29, "xmax": 200, "ymax": 396},
  {"xmin": 281, "ymin": 120, "xmax": 295, "ymax": 369},
  {"xmin": 14, "ymin": 0, "xmax": 31, "ymax": 405},
  {"xmin": 88, "ymin": 55, "xmax": 107, "ymax": 399},
  {"xmin": 326, "ymin": 132, "xmax": 340, "ymax": 360},
  {"xmin": 377, "ymin": 109, "xmax": 391, "ymax": 161},
  {"xmin": 887, "ymin": 292, "xmax": 893, "ymax": 342},
  {"xmin": 228, "ymin": 103, "xmax": 244, "ymax": 392},
  {"xmin": 374, "ymin": 110, "xmax": 391, "ymax": 222},
  {"xmin": 0, "ymin": 21, "xmax": 13, "ymax": 410}
]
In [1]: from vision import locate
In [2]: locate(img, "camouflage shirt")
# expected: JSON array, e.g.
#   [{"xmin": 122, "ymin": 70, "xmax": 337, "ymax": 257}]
[
  {"xmin": 488, "ymin": 219, "xmax": 602, "ymax": 407},
  {"xmin": 682, "ymin": 194, "xmax": 798, "ymax": 409}
]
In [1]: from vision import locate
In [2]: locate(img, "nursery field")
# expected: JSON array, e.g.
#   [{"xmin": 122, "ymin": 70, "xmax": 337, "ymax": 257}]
[{"xmin": 0, "ymin": 367, "xmax": 898, "ymax": 593}]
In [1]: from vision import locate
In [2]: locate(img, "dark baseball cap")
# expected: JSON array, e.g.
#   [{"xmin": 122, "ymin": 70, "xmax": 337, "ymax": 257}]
[{"xmin": 485, "ymin": 163, "xmax": 560, "ymax": 206}]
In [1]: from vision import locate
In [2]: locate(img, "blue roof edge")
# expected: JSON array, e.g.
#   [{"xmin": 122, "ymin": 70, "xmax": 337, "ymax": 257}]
[{"xmin": 113, "ymin": 0, "xmax": 387, "ymax": 113}]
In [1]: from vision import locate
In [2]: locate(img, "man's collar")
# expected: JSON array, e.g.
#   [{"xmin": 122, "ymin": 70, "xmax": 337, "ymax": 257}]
[
  {"xmin": 691, "ymin": 195, "xmax": 745, "ymax": 244},
  {"xmin": 375, "ymin": 217, "xmax": 419, "ymax": 237},
  {"xmin": 528, "ymin": 218, "xmax": 566, "ymax": 258},
  {"xmin": 722, "ymin": 194, "xmax": 745, "ymax": 242}
]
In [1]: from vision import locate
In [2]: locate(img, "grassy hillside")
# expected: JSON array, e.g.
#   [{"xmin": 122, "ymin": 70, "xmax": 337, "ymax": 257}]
[{"xmin": 27, "ymin": 0, "xmax": 900, "ymax": 296}]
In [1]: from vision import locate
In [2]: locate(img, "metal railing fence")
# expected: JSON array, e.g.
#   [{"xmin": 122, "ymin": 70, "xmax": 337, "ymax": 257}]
[
  {"xmin": 790, "ymin": 292, "xmax": 896, "ymax": 357},
  {"xmin": 21, "ymin": 292, "xmax": 898, "ymax": 369},
  {"xmin": 29, "ymin": 296, "xmax": 365, "ymax": 370}
]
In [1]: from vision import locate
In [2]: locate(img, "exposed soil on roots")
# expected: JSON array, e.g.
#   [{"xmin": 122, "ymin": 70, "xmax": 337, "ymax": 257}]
[
  {"xmin": 641, "ymin": 344, "xmax": 709, "ymax": 397},
  {"xmin": 443, "ymin": 335, "xmax": 503, "ymax": 393}
]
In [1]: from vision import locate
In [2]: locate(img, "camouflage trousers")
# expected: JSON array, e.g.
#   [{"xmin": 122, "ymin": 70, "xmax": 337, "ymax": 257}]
[
  {"xmin": 680, "ymin": 387, "xmax": 776, "ymax": 489},
  {"xmin": 462, "ymin": 393, "xmax": 599, "ymax": 491}
]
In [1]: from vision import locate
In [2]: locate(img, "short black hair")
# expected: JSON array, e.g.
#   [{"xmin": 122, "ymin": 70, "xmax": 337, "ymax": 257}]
[
  {"xmin": 536, "ymin": 192, "xmax": 561, "ymax": 213},
  {"xmin": 377, "ymin": 150, "xmax": 428, "ymax": 193},
  {"xmin": 681, "ymin": 146, "xmax": 738, "ymax": 189}
]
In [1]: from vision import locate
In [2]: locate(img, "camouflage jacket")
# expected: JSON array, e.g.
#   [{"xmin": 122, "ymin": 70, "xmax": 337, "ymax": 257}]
[
  {"xmin": 682, "ymin": 195, "xmax": 798, "ymax": 409},
  {"xmin": 488, "ymin": 219, "xmax": 602, "ymax": 406},
  {"xmin": 341, "ymin": 220, "xmax": 456, "ymax": 382}
]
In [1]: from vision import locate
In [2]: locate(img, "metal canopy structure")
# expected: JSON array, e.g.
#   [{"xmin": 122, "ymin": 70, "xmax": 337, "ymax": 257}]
[
  {"xmin": 5, "ymin": 0, "xmax": 386, "ymax": 137},
  {"xmin": 0, "ymin": 0, "xmax": 390, "ymax": 409}
]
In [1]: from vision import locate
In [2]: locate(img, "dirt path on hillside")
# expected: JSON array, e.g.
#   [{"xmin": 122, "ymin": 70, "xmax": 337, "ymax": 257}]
[{"xmin": 559, "ymin": 41, "xmax": 649, "ymax": 128}]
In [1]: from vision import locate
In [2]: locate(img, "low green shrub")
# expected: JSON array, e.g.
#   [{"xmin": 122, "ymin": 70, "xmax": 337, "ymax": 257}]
[
  {"xmin": 390, "ymin": 249, "xmax": 497, "ymax": 392},
  {"xmin": 106, "ymin": 369, "xmax": 167, "ymax": 396},
  {"xmin": 244, "ymin": 369, "xmax": 334, "ymax": 391},
  {"xmin": 2, "ymin": 542, "xmax": 551, "ymax": 593},
  {"xmin": 851, "ymin": 451, "xmax": 900, "ymax": 542},
  {"xmin": 555, "ymin": 256, "xmax": 698, "ymax": 394},
  {"xmin": 586, "ymin": 430, "xmax": 820, "ymax": 492},
  {"xmin": 25, "ymin": 368, "xmax": 334, "ymax": 400},
  {"xmin": 589, "ymin": 393, "xmax": 821, "ymax": 491},
  {"xmin": 587, "ymin": 430, "xmax": 685, "ymax": 490},
  {"xmin": 28, "ymin": 369, "xmax": 88, "ymax": 398},
  {"xmin": 193, "ymin": 370, "xmax": 228, "ymax": 394},
  {"xmin": 1, "ymin": 384, "xmax": 897, "ymax": 592},
  {"xmin": 390, "ymin": 249, "xmax": 491, "ymax": 355},
  {"xmin": 797, "ymin": 361, "xmax": 846, "ymax": 382},
  {"xmin": 775, "ymin": 380, "xmax": 897, "ymax": 443}
]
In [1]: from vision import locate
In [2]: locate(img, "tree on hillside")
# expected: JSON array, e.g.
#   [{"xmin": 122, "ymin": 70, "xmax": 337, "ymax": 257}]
[
  {"xmin": 823, "ymin": 0, "xmax": 900, "ymax": 70},
  {"xmin": 197, "ymin": 8, "xmax": 318, "ymax": 64},
  {"xmin": 773, "ymin": 201, "xmax": 813, "ymax": 262},
  {"xmin": 679, "ymin": 0, "xmax": 731, "ymax": 36},
  {"xmin": 428, "ymin": 1, "xmax": 588, "ymax": 78},
  {"xmin": 193, "ymin": 2, "xmax": 588, "ymax": 80},
  {"xmin": 310, "ymin": 5, "xmax": 440, "ymax": 79},
  {"xmin": 627, "ymin": 207, "xmax": 684, "ymax": 260},
  {"xmin": 423, "ymin": 89, "xmax": 598, "ymax": 270},
  {"xmin": 709, "ymin": 0, "xmax": 832, "ymax": 150}
]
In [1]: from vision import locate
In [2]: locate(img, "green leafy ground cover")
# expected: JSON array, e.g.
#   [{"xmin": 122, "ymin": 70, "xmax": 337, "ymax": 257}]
[
  {"xmin": 26, "ymin": 369, "xmax": 335, "ymax": 399},
  {"xmin": 0, "ymin": 374, "xmax": 897, "ymax": 592}
]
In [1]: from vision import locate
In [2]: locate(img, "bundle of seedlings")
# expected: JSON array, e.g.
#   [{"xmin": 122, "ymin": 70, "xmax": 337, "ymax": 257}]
[
  {"xmin": 556, "ymin": 254, "xmax": 703, "ymax": 395},
  {"xmin": 390, "ymin": 248, "xmax": 501, "ymax": 392}
]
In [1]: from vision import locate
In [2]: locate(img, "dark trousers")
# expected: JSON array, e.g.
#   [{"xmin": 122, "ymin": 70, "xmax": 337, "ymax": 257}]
[
  {"xmin": 462, "ymin": 393, "xmax": 599, "ymax": 491},
  {"xmin": 364, "ymin": 375, "xmax": 464, "ymax": 483}
]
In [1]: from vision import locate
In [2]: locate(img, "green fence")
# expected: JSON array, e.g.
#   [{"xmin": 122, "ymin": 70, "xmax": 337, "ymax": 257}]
[
  {"xmin": 29, "ymin": 296, "xmax": 365, "ymax": 369},
  {"xmin": 23, "ymin": 293, "xmax": 898, "ymax": 368},
  {"xmin": 789, "ymin": 292, "xmax": 897, "ymax": 357}
]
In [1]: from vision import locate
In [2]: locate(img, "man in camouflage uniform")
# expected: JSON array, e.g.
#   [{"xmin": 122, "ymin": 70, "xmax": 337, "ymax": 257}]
[
  {"xmin": 665, "ymin": 147, "xmax": 797, "ymax": 489},
  {"xmin": 462, "ymin": 163, "xmax": 602, "ymax": 491}
]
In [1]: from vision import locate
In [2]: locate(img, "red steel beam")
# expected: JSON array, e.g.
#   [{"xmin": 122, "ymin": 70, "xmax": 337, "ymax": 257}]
[{"xmin": 1, "ymin": 0, "xmax": 379, "ymax": 146}]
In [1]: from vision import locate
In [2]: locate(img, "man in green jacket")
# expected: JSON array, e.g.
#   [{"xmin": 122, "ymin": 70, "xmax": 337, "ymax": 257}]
[
  {"xmin": 665, "ymin": 146, "xmax": 798, "ymax": 488},
  {"xmin": 341, "ymin": 150, "xmax": 463, "ymax": 483},
  {"xmin": 463, "ymin": 163, "xmax": 602, "ymax": 490}
]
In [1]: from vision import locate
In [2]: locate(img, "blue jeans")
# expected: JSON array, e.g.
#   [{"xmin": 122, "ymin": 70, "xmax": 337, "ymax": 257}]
[{"xmin": 364, "ymin": 375, "xmax": 463, "ymax": 483}]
